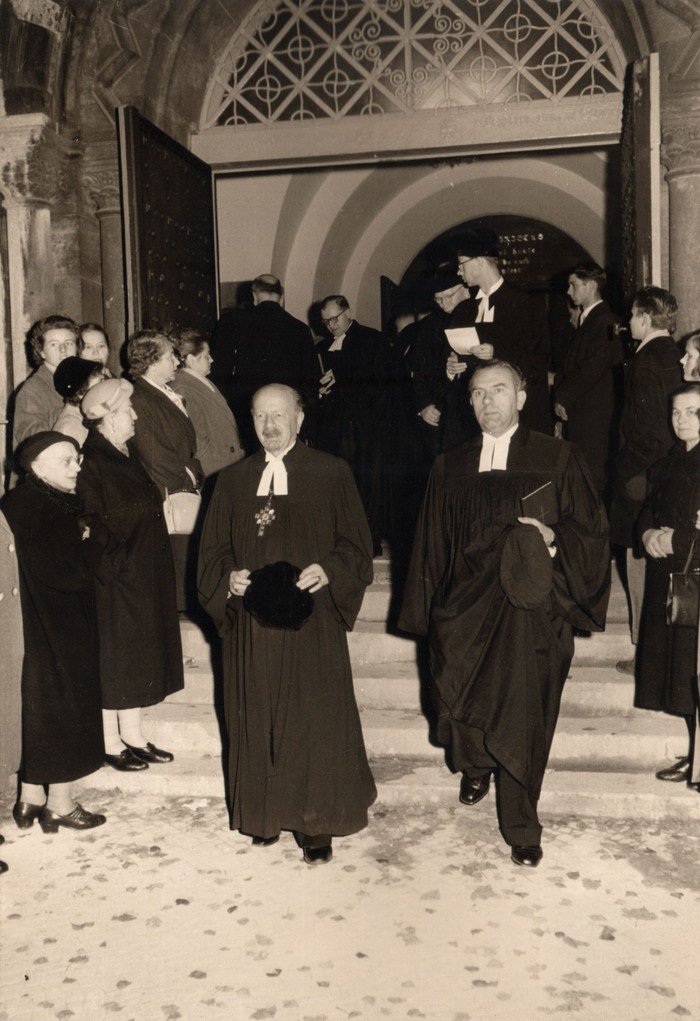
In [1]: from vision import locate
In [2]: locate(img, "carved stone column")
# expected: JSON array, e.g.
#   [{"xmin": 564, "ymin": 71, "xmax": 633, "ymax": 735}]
[
  {"xmin": 82, "ymin": 146, "xmax": 125, "ymax": 375},
  {"xmin": 0, "ymin": 113, "xmax": 67, "ymax": 386},
  {"xmin": 662, "ymin": 120, "xmax": 700, "ymax": 336}
]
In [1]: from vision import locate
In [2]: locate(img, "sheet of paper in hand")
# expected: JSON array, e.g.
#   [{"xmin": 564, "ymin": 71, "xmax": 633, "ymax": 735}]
[
  {"xmin": 520, "ymin": 480, "xmax": 558, "ymax": 525},
  {"xmin": 445, "ymin": 327, "xmax": 480, "ymax": 355}
]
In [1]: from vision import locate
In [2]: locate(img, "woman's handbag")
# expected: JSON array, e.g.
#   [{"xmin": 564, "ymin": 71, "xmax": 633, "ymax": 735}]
[
  {"xmin": 162, "ymin": 489, "xmax": 201, "ymax": 535},
  {"xmin": 666, "ymin": 537, "xmax": 700, "ymax": 627}
]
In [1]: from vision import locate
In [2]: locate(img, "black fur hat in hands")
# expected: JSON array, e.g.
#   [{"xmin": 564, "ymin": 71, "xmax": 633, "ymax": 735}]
[{"xmin": 243, "ymin": 560, "xmax": 314, "ymax": 630}]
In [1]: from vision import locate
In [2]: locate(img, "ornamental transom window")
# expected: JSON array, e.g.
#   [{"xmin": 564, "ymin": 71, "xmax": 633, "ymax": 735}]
[{"xmin": 202, "ymin": 0, "xmax": 625, "ymax": 128}]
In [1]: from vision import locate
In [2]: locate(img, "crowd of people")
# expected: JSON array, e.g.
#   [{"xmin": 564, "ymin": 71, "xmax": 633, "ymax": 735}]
[{"xmin": 1, "ymin": 228, "xmax": 699, "ymax": 874}]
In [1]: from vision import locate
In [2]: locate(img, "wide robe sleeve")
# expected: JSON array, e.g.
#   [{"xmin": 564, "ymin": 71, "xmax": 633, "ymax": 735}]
[
  {"xmin": 397, "ymin": 455, "xmax": 449, "ymax": 636},
  {"xmin": 317, "ymin": 460, "xmax": 374, "ymax": 630},
  {"xmin": 197, "ymin": 469, "xmax": 241, "ymax": 634},
  {"xmin": 550, "ymin": 445, "xmax": 611, "ymax": 631}
]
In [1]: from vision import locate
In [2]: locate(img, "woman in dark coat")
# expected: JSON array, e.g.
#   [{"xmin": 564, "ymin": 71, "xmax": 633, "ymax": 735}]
[
  {"xmin": 78, "ymin": 378, "xmax": 184, "ymax": 771},
  {"xmin": 1, "ymin": 432, "xmax": 106, "ymax": 833},
  {"xmin": 635, "ymin": 381, "xmax": 700, "ymax": 789},
  {"xmin": 127, "ymin": 329, "xmax": 203, "ymax": 613},
  {"xmin": 0, "ymin": 510, "xmax": 24, "ymax": 869}
]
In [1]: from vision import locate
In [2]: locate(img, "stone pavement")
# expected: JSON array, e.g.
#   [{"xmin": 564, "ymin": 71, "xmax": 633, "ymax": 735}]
[{"xmin": 1, "ymin": 788, "xmax": 698, "ymax": 1021}]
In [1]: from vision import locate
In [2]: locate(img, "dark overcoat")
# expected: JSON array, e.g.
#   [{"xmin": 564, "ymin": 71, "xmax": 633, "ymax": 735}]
[
  {"xmin": 130, "ymin": 377, "xmax": 203, "ymax": 498},
  {"xmin": 77, "ymin": 430, "xmax": 184, "ymax": 709},
  {"xmin": 555, "ymin": 301, "xmax": 624, "ymax": 496},
  {"xmin": 171, "ymin": 368, "xmax": 245, "ymax": 477},
  {"xmin": 0, "ymin": 510, "xmax": 23, "ymax": 789},
  {"xmin": 1, "ymin": 478, "xmax": 104, "ymax": 784},
  {"xmin": 399, "ymin": 428, "xmax": 610, "ymax": 799},
  {"xmin": 441, "ymin": 282, "xmax": 551, "ymax": 448},
  {"xmin": 198, "ymin": 442, "xmax": 377, "ymax": 839},
  {"xmin": 634, "ymin": 443, "xmax": 700, "ymax": 717},
  {"xmin": 316, "ymin": 319, "xmax": 392, "ymax": 543},
  {"xmin": 610, "ymin": 334, "xmax": 682, "ymax": 548}
]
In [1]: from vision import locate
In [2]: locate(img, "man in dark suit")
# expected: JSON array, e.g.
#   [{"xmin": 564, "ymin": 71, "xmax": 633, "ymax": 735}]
[
  {"xmin": 610, "ymin": 286, "xmax": 682, "ymax": 667},
  {"xmin": 209, "ymin": 275, "xmax": 320, "ymax": 451},
  {"xmin": 441, "ymin": 227, "xmax": 551, "ymax": 447},
  {"xmin": 554, "ymin": 263, "xmax": 624, "ymax": 503},
  {"xmin": 316, "ymin": 294, "xmax": 389, "ymax": 555}
]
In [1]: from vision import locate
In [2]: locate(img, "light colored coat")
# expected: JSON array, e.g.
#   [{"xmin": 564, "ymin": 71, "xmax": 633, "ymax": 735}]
[{"xmin": 171, "ymin": 368, "xmax": 245, "ymax": 478}]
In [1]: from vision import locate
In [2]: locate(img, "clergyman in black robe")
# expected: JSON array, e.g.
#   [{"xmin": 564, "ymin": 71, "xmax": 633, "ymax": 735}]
[
  {"xmin": 198, "ymin": 384, "xmax": 376, "ymax": 863},
  {"xmin": 399, "ymin": 361, "xmax": 610, "ymax": 867}
]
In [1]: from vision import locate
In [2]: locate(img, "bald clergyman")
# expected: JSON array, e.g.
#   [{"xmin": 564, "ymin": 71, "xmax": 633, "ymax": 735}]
[
  {"xmin": 198, "ymin": 384, "xmax": 376, "ymax": 864},
  {"xmin": 399, "ymin": 361, "xmax": 610, "ymax": 867}
]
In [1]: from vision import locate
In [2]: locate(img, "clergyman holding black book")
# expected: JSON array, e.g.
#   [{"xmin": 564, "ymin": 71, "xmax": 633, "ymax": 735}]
[{"xmin": 399, "ymin": 360, "xmax": 610, "ymax": 868}]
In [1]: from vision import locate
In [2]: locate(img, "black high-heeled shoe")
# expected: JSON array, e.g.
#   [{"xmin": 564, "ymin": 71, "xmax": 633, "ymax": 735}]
[
  {"xmin": 12, "ymin": 801, "xmax": 44, "ymax": 830},
  {"xmin": 39, "ymin": 803, "xmax": 106, "ymax": 834},
  {"xmin": 0, "ymin": 860, "xmax": 8, "ymax": 874}
]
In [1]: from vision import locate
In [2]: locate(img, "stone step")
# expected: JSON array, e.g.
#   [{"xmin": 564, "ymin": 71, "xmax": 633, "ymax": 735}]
[
  {"xmin": 81, "ymin": 755, "xmax": 700, "ymax": 822},
  {"xmin": 142, "ymin": 703, "xmax": 688, "ymax": 772},
  {"xmin": 172, "ymin": 661, "xmax": 638, "ymax": 717},
  {"xmin": 180, "ymin": 618, "xmax": 634, "ymax": 668}
]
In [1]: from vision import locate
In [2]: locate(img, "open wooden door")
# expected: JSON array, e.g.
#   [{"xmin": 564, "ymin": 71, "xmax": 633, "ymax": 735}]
[
  {"xmin": 116, "ymin": 106, "xmax": 219, "ymax": 338},
  {"xmin": 620, "ymin": 53, "xmax": 661, "ymax": 304}
]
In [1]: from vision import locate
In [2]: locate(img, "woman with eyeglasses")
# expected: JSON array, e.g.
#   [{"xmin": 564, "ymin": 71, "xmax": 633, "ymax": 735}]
[
  {"xmin": 77, "ymin": 378, "xmax": 183, "ymax": 771},
  {"xmin": 1, "ymin": 432, "xmax": 106, "ymax": 833}
]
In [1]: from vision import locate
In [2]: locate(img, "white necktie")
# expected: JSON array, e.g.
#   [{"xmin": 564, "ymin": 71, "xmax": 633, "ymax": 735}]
[
  {"xmin": 256, "ymin": 452, "xmax": 288, "ymax": 496},
  {"xmin": 475, "ymin": 290, "xmax": 495, "ymax": 324}
]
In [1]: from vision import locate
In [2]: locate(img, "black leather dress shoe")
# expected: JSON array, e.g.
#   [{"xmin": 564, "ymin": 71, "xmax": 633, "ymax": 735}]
[
  {"xmin": 39, "ymin": 803, "xmax": 106, "ymax": 834},
  {"xmin": 655, "ymin": 756, "xmax": 690, "ymax": 782},
  {"xmin": 511, "ymin": 844, "xmax": 543, "ymax": 868},
  {"xmin": 459, "ymin": 772, "xmax": 491, "ymax": 806},
  {"xmin": 104, "ymin": 747, "xmax": 149, "ymax": 771},
  {"xmin": 303, "ymin": 845, "xmax": 333, "ymax": 865},
  {"xmin": 251, "ymin": 835, "xmax": 280, "ymax": 847},
  {"xmin": 12, "ymin": 800, "xmax": 44, "ymax": 829},
  {"xmin": 0, "ymin": 860, "xmax": 7, "ymax": 874},
  {"xmin": 124, "ymin": 742, "xmax": 174, "ymax": 764}
]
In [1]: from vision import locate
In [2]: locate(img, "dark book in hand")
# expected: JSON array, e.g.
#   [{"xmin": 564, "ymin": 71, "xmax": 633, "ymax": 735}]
[{"xmin": 521, "ymin": 480, "xmax": 558, "ymax": 525}]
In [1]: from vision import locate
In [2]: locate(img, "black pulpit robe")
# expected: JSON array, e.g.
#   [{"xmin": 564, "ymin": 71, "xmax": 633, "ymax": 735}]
[
  {"xmin": 399, "ymin": 428, "xmax": 610, "ymax": 799},
  {"xmin": 198, "ymin": 442, "xmax": 377, "ymax": 838}
]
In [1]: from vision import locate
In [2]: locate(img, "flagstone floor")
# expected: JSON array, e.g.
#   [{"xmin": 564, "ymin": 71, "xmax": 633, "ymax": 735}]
[{"xmin": 0, "ymin": 787, "xmax": 698, "ymax": 1021}]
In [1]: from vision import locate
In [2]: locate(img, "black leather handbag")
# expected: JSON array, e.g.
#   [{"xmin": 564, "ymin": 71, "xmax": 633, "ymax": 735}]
[{"xmin": 666, "ymin": 538, "xmax": 700, "ymax": 627}]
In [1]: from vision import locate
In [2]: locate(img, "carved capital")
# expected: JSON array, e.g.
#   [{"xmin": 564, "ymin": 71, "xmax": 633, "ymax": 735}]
[
  {"xmin": 82, "ymin": 143, "xmax": 120, "ymax": 214},
  {"xmin": 662, "ymin": 123, "xmax": 700, "ymax": 178},
  {"xmin": 0, "ymin": 113, "xmax": 73, "ymax": 204}
]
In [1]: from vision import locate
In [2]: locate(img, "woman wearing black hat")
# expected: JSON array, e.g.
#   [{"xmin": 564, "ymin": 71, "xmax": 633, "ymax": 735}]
[
  {"xmin": 1, "ymin": 432, "xmax": 107, "ymax": 833},
  {"xmin": 53, "ymin": 356, "xmax": 106, "ymax": 446},
  {"xmin": 78, "ymin": 378, "xmax": 183, "ymax": 771}
]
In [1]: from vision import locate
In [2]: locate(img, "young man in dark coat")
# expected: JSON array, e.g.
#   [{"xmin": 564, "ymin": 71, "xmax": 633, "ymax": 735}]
[
  {"xmin": 609, "ymin": 286, "xmax": 682, "ymax": 666},
  {"xmin": 209, "ymin": 275, "xmax": 320, "ymax": 451},
  {"xmin": 316, "ymin": 294, "xmax": 391, "ymax": 555},
  {"xmin": 198, "ymin": 384, "xmax": 377, "ymax": 864},
  {"xmin": 399, "ymin": 361, "xmax": 609, "ymax": 867},
  {"xmin": 554, "ymin": 263, "xmax": 624, "ymax": 503},
  {"xmin": 440, "ymin": 227, "xmax": 551, "ymax": 449}
]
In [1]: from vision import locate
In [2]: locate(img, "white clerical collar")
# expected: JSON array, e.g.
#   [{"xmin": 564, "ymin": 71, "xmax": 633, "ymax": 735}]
[
  {"xmin": 635, "ymin": 330, "xmax": 670, "ymax": 355},
  {"xmin": 328, "ymin": 332, "xmax": 347, "ymax": 352},
  {"xmin": 256, "ymin": 440, "xmax": 296, "ymax": 496},
  {"xmin": 479, "ymin": 422, "xmax": 519, "ymax": 473},
  {"xmin": 579, "ymin": 299, "xmax": 602, "ymax": 325},
  {"xmin": 475, "ymin": 276, "xmax": 504, "ymax": 302},
  {"xmin": 143, "ymin": 375, "xmax": 188, "ymax": 415}
]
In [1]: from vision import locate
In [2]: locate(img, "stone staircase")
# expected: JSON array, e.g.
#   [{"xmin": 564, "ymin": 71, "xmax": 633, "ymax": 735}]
[{"xmin": 86, "ymin": 556, "xmax": 700, "ymax": 822}]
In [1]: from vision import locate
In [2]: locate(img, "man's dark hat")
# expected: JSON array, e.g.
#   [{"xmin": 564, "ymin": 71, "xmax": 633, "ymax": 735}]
[
  {"xmin": 243, "ymin": 561, "xmax": 314, "ymax": 630},
  {"xmin": 456, "ymin": 227, "xmax": 500, "ymax": 260},
  {"xmin": 430, "ymin": 264, "xmax": 462, "ymax": 294},
  {"xmin": 16, "ymin": 431, "xmax": 80, "ymax": 474},
  {"xmin": 53, "ymin": 357, "xmax": 102, "ymax": 400},
  {"xmin": 499, "ymin": 524, "xmax": 553, "ymax": 610}
]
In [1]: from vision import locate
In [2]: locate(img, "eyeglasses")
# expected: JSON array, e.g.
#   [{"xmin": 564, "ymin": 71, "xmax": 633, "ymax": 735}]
[
  {"xmin": 321, "ymin": 311, "xmax": 347, "ymax": 326},
  {"xmin": 434, "ymin": 286, "xmax": 463, "ymax": 306},
  {"xmin": 44, "ymin": 454, "xmax": 84, "ymax": 468},
  {"xmin": 457, "ymin": 257, "xmax": 477, "ymax": 267}
]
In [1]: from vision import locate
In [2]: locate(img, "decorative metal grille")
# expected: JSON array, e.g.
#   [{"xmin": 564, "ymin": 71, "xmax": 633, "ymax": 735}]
[{"xmin": 202, "ymin": 0, "xmax": 625, "ymax": 128}]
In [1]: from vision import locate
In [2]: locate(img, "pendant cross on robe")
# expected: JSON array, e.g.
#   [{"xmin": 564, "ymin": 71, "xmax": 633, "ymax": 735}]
[{"xmin": 255, "ymin": 486, "xmax": 275, "ymax": 537}]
